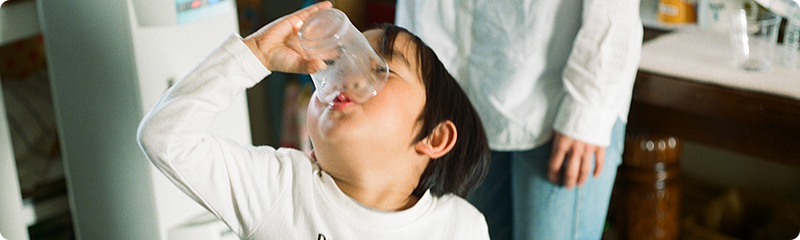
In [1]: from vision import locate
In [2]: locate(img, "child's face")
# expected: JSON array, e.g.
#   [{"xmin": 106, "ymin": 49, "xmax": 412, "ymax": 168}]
[{"xmin": 306, "ymin": 29, "xmax": 426, "ymax": 164}]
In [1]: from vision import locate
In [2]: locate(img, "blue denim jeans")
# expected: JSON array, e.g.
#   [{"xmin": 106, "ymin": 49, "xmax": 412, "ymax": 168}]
[{"xmin": 468, "ymin": 120, "xmax": 625, "ymax": 240}]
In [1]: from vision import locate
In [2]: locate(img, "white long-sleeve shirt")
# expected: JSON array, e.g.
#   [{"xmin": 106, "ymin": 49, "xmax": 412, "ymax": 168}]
[
  {"xmin": 137, "ymin": 35, "xmax": 489, "ymax": 240},
  {"xmin": 396, "ymin": 0, "xmax": 643, "ymax": 149}
]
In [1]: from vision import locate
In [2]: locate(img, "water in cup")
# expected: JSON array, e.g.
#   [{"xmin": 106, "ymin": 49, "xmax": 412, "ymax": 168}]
[{"xmin": 298, "ymin": 8, "xmax": 389, "ymax": 105}]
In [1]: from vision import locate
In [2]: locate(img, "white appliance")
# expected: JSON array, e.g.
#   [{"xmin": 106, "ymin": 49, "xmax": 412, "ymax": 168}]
[
  {"xmin": 0, "ymin": 86, "xmax": 29, "ymax": 240},
  {"xmin": 36, "ymin": 0, "xmax": 251, "ymax": 239},
  {"xmin": 1, "ymin": 1, "xmax": 39, "ymax": 240}
]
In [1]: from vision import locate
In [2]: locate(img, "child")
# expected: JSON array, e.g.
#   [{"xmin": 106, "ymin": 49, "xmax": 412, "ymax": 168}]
[{"xmin": 137, "ymin": 2, "xmax": 490, "ymax": 239}]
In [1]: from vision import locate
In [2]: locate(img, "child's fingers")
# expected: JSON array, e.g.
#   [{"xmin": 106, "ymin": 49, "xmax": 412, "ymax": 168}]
[
  {"xmin": 260, "ymin": 2, "xmax": 332, "ymax": 73},
  {"xmin": 306, "ymin": 59, "xmax": 327, "ymax": 73},
  {"xmin": 285, "ymin": 1, "xmax": 333, "ymax": 30}
]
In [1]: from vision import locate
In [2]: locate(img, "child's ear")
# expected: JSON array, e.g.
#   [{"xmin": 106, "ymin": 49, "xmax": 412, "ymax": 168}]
[{"xmin": 414, "ymin": 120, "xmax": 457, "ymax": 159}]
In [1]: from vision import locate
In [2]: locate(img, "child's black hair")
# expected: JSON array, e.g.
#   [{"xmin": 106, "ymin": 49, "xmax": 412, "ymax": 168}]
[{"xmin": 370, "ymin": 24, "xmax": 490, "ymax": 199}]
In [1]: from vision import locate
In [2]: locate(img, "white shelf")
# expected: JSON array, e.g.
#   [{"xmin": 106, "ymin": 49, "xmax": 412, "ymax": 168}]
[{"xmin": 0, "ymin": 0, "xmax": 41, "ymax": 45}]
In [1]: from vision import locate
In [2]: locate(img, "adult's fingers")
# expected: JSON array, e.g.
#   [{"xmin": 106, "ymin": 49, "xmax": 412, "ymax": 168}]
[
  {"xmin": 548, "ymin": 139, "xmax": 568, "ymax": 184},
  {"xmin": 563, "ymin": 145, "xmax": 584, "ymax": 189},
  {"xmin": 594, "ymin": 147, "xmax": 606, "ymax": 177},
  {"xmin": 577, "ymin": 146, "xmax": 594, "ymax": 186}
]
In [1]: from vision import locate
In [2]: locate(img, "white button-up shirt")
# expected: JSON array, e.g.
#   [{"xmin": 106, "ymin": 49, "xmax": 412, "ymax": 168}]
[{"xmin": 395, "ymin": 0, "xmax": 642, "ymax": 149}]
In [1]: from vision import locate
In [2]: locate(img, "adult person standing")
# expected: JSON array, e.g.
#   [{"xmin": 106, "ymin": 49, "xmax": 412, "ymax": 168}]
[{"xmin": 395, "ymin": 1, "xmax": 643, "ymax": 239}]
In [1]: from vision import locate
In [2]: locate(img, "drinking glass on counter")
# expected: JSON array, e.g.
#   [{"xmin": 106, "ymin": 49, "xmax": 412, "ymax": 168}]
[{"xmin": 728, "ymin": 10, "xmax": 781, "ymax": 71}]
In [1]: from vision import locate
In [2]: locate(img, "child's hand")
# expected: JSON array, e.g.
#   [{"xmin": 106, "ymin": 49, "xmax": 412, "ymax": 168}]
[{"xmin": 243, "ymin": 1, "xmax": 332, "ymax": 74}]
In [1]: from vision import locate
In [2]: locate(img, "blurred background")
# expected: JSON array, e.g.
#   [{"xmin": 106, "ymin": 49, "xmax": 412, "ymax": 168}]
[{"xmin": 0, "ymin": 0, "xmax": 798, "ymax": 239}]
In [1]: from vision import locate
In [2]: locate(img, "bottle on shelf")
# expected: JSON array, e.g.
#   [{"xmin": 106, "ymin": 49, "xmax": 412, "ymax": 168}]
[{"xmin": 784, "ymin": 10, "xmax": 800, "ymax": 70}]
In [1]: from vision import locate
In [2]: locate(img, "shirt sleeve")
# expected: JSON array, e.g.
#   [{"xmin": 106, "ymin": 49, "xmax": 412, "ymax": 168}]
[
  {"xmin": 553, "ymin": 0, "xmax": 643, "ymax": 147},
  {"xmin": 137, "ymin": 34, "xmax": 280, "ymax": 236}
]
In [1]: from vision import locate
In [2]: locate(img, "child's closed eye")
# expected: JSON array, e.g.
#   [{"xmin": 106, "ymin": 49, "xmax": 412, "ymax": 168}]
[{"xmin": 374, "ymin": 66, "xmax": 394, "ymax": 75}]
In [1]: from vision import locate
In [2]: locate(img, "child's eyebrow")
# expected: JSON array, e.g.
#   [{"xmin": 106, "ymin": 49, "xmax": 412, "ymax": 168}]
[{"xmin": 391, "ymin": 50, "xmax": 412, "ymax": 69}]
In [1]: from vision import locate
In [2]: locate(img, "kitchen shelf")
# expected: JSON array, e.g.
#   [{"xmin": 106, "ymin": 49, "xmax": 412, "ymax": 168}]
[{"xmin": 640, "ymin": 0, "xmax": 697, "ymax": 31}]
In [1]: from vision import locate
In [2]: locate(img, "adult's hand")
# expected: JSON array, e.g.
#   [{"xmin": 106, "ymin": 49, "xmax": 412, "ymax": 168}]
[
  {"xmin": 547, "ymin": 132, "xmax": 606, "ymax": 189},
  {"xmin": 243, "ymin": 1, "xmax": 332, "ymax": 74}
]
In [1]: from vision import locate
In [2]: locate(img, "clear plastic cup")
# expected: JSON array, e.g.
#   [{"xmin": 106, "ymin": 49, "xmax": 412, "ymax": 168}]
[
  {"xmin": 728, "ymin": 10, "xmax": 782, "ymax": 71},
  {"xmin": 298, "ymin": 8, "xmax": 389, "ymax": 105}
]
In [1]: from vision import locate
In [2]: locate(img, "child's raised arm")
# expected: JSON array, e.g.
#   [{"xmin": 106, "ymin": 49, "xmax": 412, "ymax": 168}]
[{"xmin": 136, "ymin": 2, "xmax": 331, "ymax": 238}]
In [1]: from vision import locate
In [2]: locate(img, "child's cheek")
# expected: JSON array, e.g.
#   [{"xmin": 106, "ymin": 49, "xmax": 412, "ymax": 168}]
[{"xmin": 306, "ymin": 92, "xmax": 324, "ymax": 133}]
